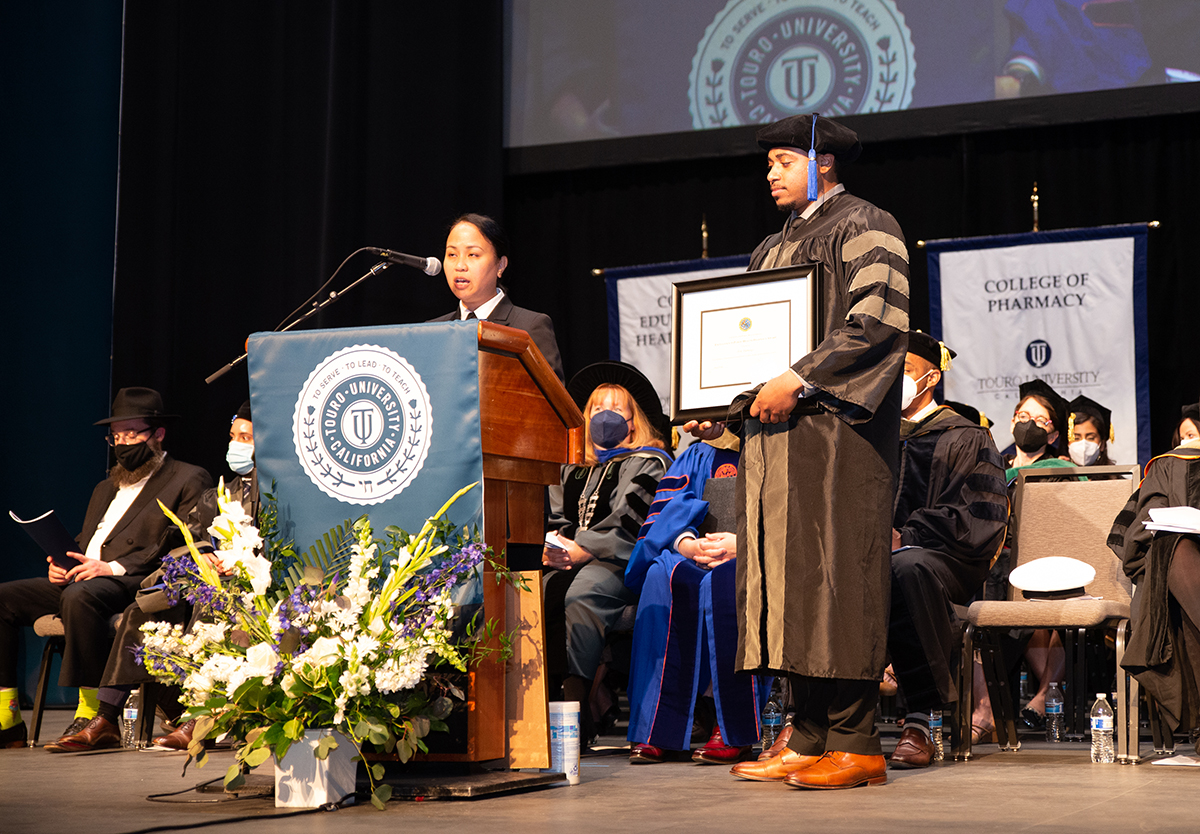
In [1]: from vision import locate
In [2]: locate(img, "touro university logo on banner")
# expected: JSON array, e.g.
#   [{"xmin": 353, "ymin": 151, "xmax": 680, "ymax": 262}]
[
  {"xmin": 689, "ymin": 0, "xmax": 915, "ymax": 128},
  {"xmin": 292, "ymin": 344, "xmax": 433, "ymax": 505},
  {"xmin": 1026, "ymin": 339, "xmax": 1052, "ymax": 369}
]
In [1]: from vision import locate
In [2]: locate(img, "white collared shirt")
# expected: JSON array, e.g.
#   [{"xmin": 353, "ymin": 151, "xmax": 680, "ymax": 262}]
[
  {"xmin": 83, "ymin": 472, "xmax": 154, "ymax": 575},
  {"xmin": 459, "ymin": 288, "xmax": 505, "ymax": 320},
  {"xmin": 907, "ymin": 399, "xmax": 940, "ymax": 423}
]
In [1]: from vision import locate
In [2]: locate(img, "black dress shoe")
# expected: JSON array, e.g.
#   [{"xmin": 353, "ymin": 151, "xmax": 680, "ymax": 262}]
[
  {"xmin": 0, "ymin": 722, "xmax": 27, "ymax": 749},
  {"xmin": 43, "ymin": 716, "xmax": 91, "ymax": 750},
  {"xmin": 1018, "ymin": 708, "xmax": 1046, "ymax": 732},
  {"xmin": 48, "ymin": 715, "xmax": 121, "ymax": 752}
]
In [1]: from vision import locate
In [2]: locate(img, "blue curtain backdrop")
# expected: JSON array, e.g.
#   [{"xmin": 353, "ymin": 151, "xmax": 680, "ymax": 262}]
[{"xmin": 1, "ymin": 1, "xmax": 121, "ymax": 704}]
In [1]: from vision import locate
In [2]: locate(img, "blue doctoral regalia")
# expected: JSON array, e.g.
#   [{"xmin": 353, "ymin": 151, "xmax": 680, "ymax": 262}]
[{"xmin": 625, "ymin": 441, "xmax": 768, "ymax": 750}]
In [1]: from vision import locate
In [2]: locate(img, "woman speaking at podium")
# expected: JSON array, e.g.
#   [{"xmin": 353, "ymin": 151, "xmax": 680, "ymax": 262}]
[{"xmin": 428, "ymin": 213, "xmax": 564, "ymax": 382}]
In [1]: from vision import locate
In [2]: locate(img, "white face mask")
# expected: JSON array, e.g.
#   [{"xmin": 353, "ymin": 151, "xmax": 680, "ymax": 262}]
[
  {"xmin": 901, "ymin": 370, "xmax": 934, "ymax": 411},
  {"xmin": 1068, "ymin": 439, "xmax": 1100, "ymax": 466}
]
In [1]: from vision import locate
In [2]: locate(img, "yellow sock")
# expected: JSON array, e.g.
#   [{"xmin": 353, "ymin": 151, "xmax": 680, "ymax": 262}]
[
  {"xmin": 0, "ymin": 688, "xmax": 19, "ymax": 730},
  {"xmin": 75, "ymin": 687, "xmax": 99, "ymax": 721}
]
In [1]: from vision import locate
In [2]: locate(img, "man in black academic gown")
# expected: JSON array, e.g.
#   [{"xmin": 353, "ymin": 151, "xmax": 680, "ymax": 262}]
[
  {"xmin": 724, "ymin": 114, "xmax": 909, "ymax": 789},
  {"xmin": 886, "ymin": 333, "xmax": 1008, "ymax": 768}
]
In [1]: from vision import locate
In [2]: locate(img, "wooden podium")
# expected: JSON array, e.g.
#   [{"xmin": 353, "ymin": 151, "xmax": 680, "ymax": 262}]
[{"xmin": 423, "ymin": 321, "xmax": 583, "ymax": 763}]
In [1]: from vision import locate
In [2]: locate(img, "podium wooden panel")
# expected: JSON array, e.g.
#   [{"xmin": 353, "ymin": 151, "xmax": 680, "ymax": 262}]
[{"xmin": 421, "ymin": 322, "xmax": 582, "ymax": 763}]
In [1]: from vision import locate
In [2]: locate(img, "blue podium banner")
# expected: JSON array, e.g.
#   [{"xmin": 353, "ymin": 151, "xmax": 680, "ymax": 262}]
[{"xmin": 248, "ymin": 322, "xmax": 484, "ymax": 554}]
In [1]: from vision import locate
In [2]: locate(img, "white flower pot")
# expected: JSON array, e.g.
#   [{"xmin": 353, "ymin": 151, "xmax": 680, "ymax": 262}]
[{"xmin": 273, "ymin": 729, "xmax": 358, "ymax": 808}]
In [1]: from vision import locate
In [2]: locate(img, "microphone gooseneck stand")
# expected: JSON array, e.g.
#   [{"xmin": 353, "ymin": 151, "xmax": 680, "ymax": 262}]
[{"xmin": 204, "ymin": 259, "xmax": 392, "ymax": 385}]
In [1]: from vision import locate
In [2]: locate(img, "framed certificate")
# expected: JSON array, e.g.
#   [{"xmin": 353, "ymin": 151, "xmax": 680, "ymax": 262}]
[{"xmin": 669, "ymin": 263, "xmax": 822, "ymax": 423}]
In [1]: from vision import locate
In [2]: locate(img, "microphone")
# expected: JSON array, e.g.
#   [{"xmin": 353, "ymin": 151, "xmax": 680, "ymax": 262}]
[{"xmin": 367, "ymin": 247, "xmax": 442, "ymax": 276}]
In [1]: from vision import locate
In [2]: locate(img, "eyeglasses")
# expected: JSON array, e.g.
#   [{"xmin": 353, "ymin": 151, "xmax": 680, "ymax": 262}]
[
  {"xmin": 106, "ymin": 428, "xmax": 152, "ymax": 446},
  {"xmin": 1014, "ymin": 412, "xmax": 1054, "ymax": 430}
]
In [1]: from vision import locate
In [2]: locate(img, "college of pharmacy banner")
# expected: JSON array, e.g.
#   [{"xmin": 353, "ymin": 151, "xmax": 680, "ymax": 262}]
[
  {"xmin": 606, "ymin": 254, "xmax": 750, "ymax": 413},
  {"xmin": 247, "ymin": 322, "xmax": 484, "ymax": 556},
  {"xmin": 928, "ymin": 224, "xmax": 1150, "ymax": 466}
]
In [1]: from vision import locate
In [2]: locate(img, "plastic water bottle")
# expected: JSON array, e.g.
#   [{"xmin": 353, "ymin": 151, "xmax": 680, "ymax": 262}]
[
  {"xmin": 929, "ymin": 710, "xmax": 944, "ymax": 762},
  {"xmin": 1045, "ymin": 682, "xmax": 1065, "ymax": 743},
  {"xmin": 121, "ymin": 688, "xmax": 141, "ymax": 749},
  {"xmin": 761, "ymin": 683, "xmax": 783, "ymax": 750},
  {"xmin": 1019, "ymin": 670, "xmax": 1030, "ymax": 703},
  {"xmin": 1090, "ymin": 693, "xmax": 1115, "ymax": 763}
]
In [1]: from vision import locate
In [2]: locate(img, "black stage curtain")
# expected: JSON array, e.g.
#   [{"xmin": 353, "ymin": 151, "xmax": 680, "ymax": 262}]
[
  {"xmin": 113, "ymin": 1, "xmax": 505, "ymax": 475},
  {"xmin": 114, "ymin": 3, "xmax": 1199, "ymax": 473},
  {"xmin": 2, "ymin": 1, "xmax": 121, "ymax": 579}
]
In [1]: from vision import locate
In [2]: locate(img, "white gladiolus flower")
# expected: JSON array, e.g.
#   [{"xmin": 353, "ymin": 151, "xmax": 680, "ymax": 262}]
[{"xmin": 191, "ymin": 621, "xmax": 228, "ymax": 646}]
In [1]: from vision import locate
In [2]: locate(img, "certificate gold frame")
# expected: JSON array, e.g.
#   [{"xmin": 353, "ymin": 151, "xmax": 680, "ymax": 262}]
[{"xmin": 670, "ymin": 263, "xmax": 822, "ymax": 424}]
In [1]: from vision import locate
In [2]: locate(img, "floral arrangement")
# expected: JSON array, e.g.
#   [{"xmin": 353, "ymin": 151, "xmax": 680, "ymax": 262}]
[{"xmin": 138, "ymin": 481, "xmax": 493, "ymax": 809}]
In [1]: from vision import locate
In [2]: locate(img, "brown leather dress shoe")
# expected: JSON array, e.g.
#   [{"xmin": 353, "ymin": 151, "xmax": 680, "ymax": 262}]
[
  {"xmin": 784, "ymin": 751, "xmax": 887, "ymax": 789},
  {"xmin": 889, "ymin": 726, "xmax": 934, "ymax": 769},
  {"xmin": 693, "ymin": 725, "xmax": 754, "ymax": 764},
  {"xmin": 48, "ymin": 715, "xmax": 121, "ymax": 753},
  {"xmin": 153, "ymin": 718, "xmax": 196, "ymax": 751},
  {"xmin": 42, "ymin": 716, "xmax": 92, "ymax": 751},
  {"xmin": 758, "ymin": 724, "xmax": 794, "ymax": 760},
  {"xmin": 731, "ymin": 747, "xmax": 822, "ymax": 782}
]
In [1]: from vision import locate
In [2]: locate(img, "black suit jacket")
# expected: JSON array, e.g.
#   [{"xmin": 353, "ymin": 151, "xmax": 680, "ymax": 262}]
[
  {"xmin": 75, "ymin": 454, "xmax": 214, "ymax": 578},
  {"xmin": 430, "ymin": 294, "xmax": 564, "ymax": 382}
]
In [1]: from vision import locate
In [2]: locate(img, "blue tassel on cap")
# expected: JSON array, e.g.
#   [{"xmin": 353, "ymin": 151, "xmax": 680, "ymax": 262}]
[{"xmin": 806, "ymin": 113, "xmax": 819, "ymax": 202}]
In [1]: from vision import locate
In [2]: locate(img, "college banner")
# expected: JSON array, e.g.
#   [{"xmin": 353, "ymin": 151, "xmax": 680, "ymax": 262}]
[
  {"xmin": 247, "ymin": 322, "xmax": 484, "ymax": 557},
  {"xmin": 928, "ymin": 224, "xmax": 1150, "ymax": 466},
  {"xmin": 606, "ymin": 254, "xmax": 750, "ymax": 412}
]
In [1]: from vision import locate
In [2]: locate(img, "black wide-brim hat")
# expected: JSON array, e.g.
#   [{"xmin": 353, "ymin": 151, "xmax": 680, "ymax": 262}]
[
  {"xmin": 94, "ymin": 386, "xmax": 178, "ymax": 425},
  {"xmin": 756, "ymin": 114, "xmax": 862, "ymax": 163},
  {"xmin": 568, "ymin": 361, "xmax": 668, "ymax": 440}
]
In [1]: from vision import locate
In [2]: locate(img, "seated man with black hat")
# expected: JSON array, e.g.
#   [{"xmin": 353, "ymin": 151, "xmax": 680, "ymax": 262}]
[
  {"xmin": 886, "ymin": 333, "xmax": 1008, "ymax": 768},
  {"xmin": 49, "ymin": 401, "xmax": 258, "ymax": 752},
  {"xmin": 0, "ymin": 387, "xmax": 212, "ymax": 748}
]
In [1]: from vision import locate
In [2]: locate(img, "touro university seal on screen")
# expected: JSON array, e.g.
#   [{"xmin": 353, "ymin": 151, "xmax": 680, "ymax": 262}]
[
  {"xmin": 293, "ymin": 344, "xmax": 433, "ymax": 505},
  {"xmin": 689, "ymin": 0, "xmax": 915, "ymax": 128}
]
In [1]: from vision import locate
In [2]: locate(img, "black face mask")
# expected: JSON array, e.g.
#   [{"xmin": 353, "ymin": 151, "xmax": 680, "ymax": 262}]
[
  {"xmin": 114, "ymin": 440, "xmax": 155, "ymax": 472},
  {"xmin": 1013, "ymin": 420, "xmax": 1049, "ymax": 454}
]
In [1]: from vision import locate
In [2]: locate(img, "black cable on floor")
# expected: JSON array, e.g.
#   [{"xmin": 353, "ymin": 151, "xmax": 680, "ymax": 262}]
[
  {"xmin": 121, "ymin": 793, "xmax": 356, "ymax": 833},
  {"xmin": 145, "ymin": 777, "xmax": 228, "ymax": 802}
]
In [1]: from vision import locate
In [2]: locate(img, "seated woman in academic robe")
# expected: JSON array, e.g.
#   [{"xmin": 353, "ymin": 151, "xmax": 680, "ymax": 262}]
[
  {"xmin": 1110, "ymin": 405, "xmax": 1200, "ymax": 749},
  {"xmin": 542, "ymin": 361, "xmax": 671, "ymax": 742},
  {"xmin": 624, "ymin": 430, "xmax": 769, "ymax": 765}
]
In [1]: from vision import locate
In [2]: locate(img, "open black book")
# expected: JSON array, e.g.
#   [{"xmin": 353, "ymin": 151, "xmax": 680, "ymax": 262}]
[{"xmin": 9, "ymin": 510, "xmax": 83, "ymax": 569}]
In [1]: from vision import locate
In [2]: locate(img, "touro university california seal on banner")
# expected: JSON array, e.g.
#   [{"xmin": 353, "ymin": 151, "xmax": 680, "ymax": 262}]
[
  {"xmin": 293, "ymin": 344, "xmax": 433, "ymax": 505},
  {"xmin": 689, "ymin": 0, "xmax": 916, "ymax": 128}
]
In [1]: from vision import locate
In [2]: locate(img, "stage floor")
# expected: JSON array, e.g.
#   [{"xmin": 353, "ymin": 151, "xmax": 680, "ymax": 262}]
[{"xmin": 6, "ymin": 709, "xmax": 1197, "ymax": 834}]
